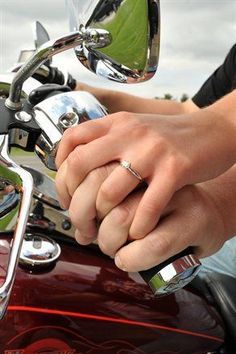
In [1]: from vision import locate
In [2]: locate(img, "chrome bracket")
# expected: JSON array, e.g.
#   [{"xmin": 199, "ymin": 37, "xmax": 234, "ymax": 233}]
[
  {"xmin": 5, "ymin": 28, "xmax": 111, "ymax": 111},
  {"xmin": 0, "ymin": 134, "xmax": 33, "ymax": 319}
]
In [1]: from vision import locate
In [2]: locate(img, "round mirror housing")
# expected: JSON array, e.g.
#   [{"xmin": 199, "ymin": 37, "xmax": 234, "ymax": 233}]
[{"xmin": 67, "ymin": 0, "xmax": 160, "ymax": 83}]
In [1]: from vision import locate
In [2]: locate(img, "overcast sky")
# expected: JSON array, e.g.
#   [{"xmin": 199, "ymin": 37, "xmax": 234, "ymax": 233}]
[{"xmin": 0, "ymin": 0, "xmax": 235, "ymax": 99}]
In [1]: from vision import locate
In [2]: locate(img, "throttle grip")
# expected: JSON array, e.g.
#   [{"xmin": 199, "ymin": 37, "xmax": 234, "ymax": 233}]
[{"xmin": 139, "ymin": 247, "xmax": 201, "ymax": 296}]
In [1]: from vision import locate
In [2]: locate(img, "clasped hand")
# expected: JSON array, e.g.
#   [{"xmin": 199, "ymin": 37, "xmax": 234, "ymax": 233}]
[{"xmin": 55, "ymin": 109, "xmax": 234, "ymax": 271}]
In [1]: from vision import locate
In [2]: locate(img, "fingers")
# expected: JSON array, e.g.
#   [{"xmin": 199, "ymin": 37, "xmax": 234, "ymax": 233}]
[
  {"xmin": 96, "ymin": 163, "xmax": 142, "ymax": 218},
  {"xmin": 114, "ymin": 210, "xmax": 191, "ymax": 272},
  {"xmin": 113, "ymin": 184, "xmax": 225, "ymax": 272},
  {"xmin": 129, "ymin": 172, "xmax": 177, "ymax": 239},
  {"xmin": 69, "ymin": 163, "xmax": 118, "ymax": 245},
  {"xmin": 56, "ymin": 136, "xmax": 120, "ymax": 208},
  {"xmin": 97, "ymin": 190, "xmax": 143, "ymax": 257},
  {"xmin": 55, "ymin": 117, "xmax": 112, "ymax": 168},
  {"xmin": 55, "ymin": 160, "xmax": 71, "ymax": 209}
]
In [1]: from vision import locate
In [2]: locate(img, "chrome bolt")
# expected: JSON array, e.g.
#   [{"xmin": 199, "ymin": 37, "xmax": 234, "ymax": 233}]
[
  {"xmin": 62, "ymin": 219, "xmax": 71, "ymax": 231},
  {"xmin": 15, "ymin": 111, "xmax": 32, "ymax": 123},
  {"xmin": 59, "ymin": 111, "xmax": 79, "ymax": 129}
]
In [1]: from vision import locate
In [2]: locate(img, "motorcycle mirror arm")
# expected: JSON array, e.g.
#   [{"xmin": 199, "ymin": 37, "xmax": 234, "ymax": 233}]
[
  {"xmin": 5, "ymin": 28, "xmax": 111, "ymax": 111},
  {"xmin": 0, "ymin": 134, "xmax": 33, "ymax": 319}
]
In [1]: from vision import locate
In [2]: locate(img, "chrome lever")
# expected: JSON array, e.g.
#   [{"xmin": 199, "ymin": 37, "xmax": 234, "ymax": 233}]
[{"xmin": 0, "ymin": 134, "xmax": 33, "ymax": 319}]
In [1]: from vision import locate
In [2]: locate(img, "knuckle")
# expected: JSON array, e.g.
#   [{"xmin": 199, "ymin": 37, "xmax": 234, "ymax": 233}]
[
  {"xmin": 152, "ymin": 135, "xmax": 167, "ymax": 154},
  {"xmin": 87, "ymin": 163, "xmax": 116, "ymax": 185},
  {"xmin": 63, "ymin": 126, "xmax": 75, "ymax": 137},
  {"xmin": 68, "ymin": 208, "xmax": 80, "ymax": 228},
  {"xmin": 109, "ymin": 205, "xmax": 131, "ymax": 228},
  {"xmin": 98, "ymin": 238, "xmax": 112, "ymax": 256},
  {"xmin": 180, "ymin": 155, "xmax": 193, "ymax": 180},
  {"xmin": 111, "ymin": 111, "xmax": 138, "ymax": 128},
  {"xmin": 86, "ymin": 168, "xmax": 104, "ymax": 184},
  {"xmin": 113, "ymin": 111, "xmax": 132, "ymax": 121},
  {"xmin": 143, "ymin": 198, "xmax": 159, "ymax": 217},
  {"xmin": 67, "ymin": 145, "xmax": 84, "ymax": 169},
  {"xmin": 132, "ymin": 123, "xmax": 150, "ymax": 140},
  {"xmin": 146, "ymin": 233, "xmax": 172, "ymax": 257},
  {"xmin": 61, "ymin": 126, "xmax": 80, "ymax": 146},
  {"xmin": 98, "ymin": 183, "xmax": 118, "ymax": 204}
]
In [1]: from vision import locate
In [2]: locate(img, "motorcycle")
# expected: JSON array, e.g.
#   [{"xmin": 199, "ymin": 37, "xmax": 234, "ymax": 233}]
[{"xmin": 0, "ymin": 0, "xmax": 235, "ymax": 352}]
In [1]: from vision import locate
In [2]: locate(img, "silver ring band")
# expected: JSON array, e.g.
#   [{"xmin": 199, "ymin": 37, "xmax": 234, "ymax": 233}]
[{"xmin": 120, "ymin": 160, "xmax": 143, "ymax": 181}]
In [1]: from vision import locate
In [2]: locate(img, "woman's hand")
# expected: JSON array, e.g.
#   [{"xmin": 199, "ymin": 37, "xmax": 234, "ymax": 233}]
[{"xmin": 55, "ymin": 105, "xmax": 236, "ymax": 241}]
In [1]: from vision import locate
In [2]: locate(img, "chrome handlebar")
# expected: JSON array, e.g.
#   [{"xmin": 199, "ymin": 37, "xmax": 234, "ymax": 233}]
[
  {"xmin": 33, "ymin": 91, "xmax": 107, "ymax": 170},
  {"xmin": 0, "ymin": 134, "xmax": 33, "ymax": 319}
]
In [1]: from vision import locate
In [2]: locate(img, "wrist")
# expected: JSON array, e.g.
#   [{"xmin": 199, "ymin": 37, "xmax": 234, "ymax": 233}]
[
  {"xmin": 197, "ymin": 184, "xmax": 227, "ymax": 240},
  {"xmin": 204, "ymin": 90, "xmax": 236, "ymax": 151},
  {"xmin": 199, "ymin": 165, "xmax": 236, "ymax": 240}
]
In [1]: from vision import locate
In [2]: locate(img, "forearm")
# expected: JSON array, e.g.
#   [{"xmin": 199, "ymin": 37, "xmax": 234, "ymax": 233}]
[
  {"xmin": 100, "ymin": 90, "xmax": 198, "ymax": 115},
  {"xmin": 75, "ymin": 82, "xmax": 199, "ymax": 115},
  {"xmin": 199, "ymin": 164, "xmax": 236, "ymax": 239}
]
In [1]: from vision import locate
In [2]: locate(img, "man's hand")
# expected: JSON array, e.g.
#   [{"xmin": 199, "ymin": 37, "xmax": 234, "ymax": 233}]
[{"xmin": 56, "ymin": 159, "xmax": 231, "ymax": 272}]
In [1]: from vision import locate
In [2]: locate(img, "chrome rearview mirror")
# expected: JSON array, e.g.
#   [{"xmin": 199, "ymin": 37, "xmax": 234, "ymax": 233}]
[
  {"xmin": 6, "ymin": 0, "xmax": 160, "ymax": 110},
  {"xmin": 67, "ymin": 0, "xmax": 160, "ymax": 83}
]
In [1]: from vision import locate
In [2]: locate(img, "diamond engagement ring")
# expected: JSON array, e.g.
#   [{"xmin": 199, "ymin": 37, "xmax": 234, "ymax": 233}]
[{"xmin": 120, "ymin": 160, "xmax": 143, "ymax": 181}]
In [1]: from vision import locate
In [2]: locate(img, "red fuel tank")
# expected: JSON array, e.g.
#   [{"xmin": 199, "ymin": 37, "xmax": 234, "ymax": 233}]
[{"xmin": 0, "ymin": 235, "xmax": 224, "ymax": 353}]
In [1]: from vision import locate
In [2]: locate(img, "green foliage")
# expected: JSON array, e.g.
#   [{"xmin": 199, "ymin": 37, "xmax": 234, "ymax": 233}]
[
  {"xmin": 163, "ymin": 93, "xmax": 174, "ymax": 100},
  {"xmin": 155, "ymin": 93, "xmax": 190, "ymax": 101},
  {"xmin": 94, "ymin": 0, "xmax": 148, "ymax": 70},
  {"xmin": 180, "ymin": 93, "xmax": 189, "ymax": 102},
  {"xmin": 155, "ymin": 93, "xmax": 174, "ymax": 100}
]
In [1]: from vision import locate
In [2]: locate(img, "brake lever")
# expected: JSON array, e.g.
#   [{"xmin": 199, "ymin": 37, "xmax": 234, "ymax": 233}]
[{"xmin": 0, "ymin": 134, "xmax": 33, "ymax": 318}]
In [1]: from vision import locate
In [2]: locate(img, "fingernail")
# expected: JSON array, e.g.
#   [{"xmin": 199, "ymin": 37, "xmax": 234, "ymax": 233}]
[
  {"xmin": 115, "ymin": 255, "xmax": 126, "ymax": 271},
  {"xmin": 75, "ymin": 230, "xmax": 95, "ymax": 245},
  {"xmin": 60, "ymin": 202, "xmax": 67, "ymax": 210},
  {"xmin": 74, "ymin": 229, "xmax": 80, "ymax": 242}
]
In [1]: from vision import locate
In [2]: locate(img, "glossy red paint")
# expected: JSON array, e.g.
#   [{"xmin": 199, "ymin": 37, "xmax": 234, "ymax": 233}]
[
  {"xmin": 0, "ymin": 236, "xmax": 225, "ymax": 353},
  {"xmin": 7, "ymin": 305, "xmax": 223, "ymax": 342}
]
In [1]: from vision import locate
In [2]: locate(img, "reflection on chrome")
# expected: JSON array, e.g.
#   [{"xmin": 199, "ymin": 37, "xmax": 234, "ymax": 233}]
[
  {"xmin": 0, "ymin": 182, "xmax": 20, "ymax": 232},
  {"xmin": 68, "ymin": 0, "xmax": 160, "ymax": 83},
  {"xmin": 0, "ymin": 134, "xmax": 33, "ymax": 318}
]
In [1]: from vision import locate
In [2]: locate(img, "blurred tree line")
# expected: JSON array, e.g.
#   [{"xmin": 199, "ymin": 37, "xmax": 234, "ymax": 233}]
[{"xmin": 155, "ymin": 93, "xmax": 189, "ymax": 102}]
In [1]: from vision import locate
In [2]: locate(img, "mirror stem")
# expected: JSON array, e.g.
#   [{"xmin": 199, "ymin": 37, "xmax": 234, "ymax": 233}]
[{"xmin": 5, "ymin": 28, "xmax": 110, "ymax": 111}]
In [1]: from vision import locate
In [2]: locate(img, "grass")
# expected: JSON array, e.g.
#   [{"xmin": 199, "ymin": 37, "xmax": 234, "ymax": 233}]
[
  {"xmin": 10, "ymin": 147, "xmax": 34, "ymax": 157},
  {"xmin": 93, "ymin": 0, "xmax": 149, "ymax": 71},
  {"xmin": 10, "ymin": 147, "xmax": 56, "ymax": 179}
]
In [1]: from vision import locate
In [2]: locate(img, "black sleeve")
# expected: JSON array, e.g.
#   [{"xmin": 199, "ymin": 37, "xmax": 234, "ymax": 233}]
[{"xmin": 192, "ymin": 44, "xmax": 236, "ymax": 107}]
